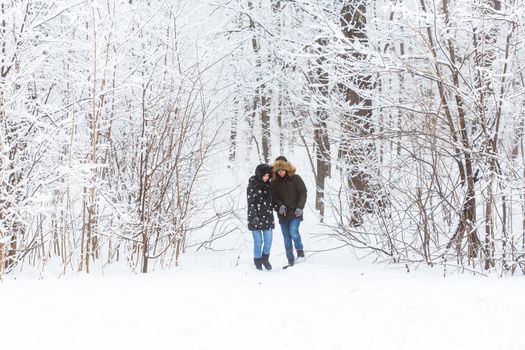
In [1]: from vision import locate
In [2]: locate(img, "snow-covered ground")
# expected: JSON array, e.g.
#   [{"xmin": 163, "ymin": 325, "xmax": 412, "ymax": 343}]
[{"xmin": 3, "ymin": 227, "xmax": 525, "ymax": 350}]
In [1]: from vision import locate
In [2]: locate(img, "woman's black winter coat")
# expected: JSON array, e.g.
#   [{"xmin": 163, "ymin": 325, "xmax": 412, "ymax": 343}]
[{"xmin": 246, "ymin": 176, "xmax": 275, "ymax": 231}]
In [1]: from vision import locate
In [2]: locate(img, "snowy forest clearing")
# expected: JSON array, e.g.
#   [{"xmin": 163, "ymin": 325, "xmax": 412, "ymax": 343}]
[
  {"xmin": 3, "ymin": 1, "xmax": 525, "ymax": 347},
  {"xmin": 3, "ymin": 246, "xmax": 525, "ymax": 350}
]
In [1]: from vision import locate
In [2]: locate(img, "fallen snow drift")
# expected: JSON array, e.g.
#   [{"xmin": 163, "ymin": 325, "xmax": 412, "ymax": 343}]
[{"xmin": 2, "ymin": 252, "xmax": 524, "ymax": 350}]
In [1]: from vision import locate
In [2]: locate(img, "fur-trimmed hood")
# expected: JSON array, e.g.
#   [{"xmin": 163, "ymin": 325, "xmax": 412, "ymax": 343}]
[{"xmin": 272, "ymin": 159, "xmax": 296, "ymax": 177}]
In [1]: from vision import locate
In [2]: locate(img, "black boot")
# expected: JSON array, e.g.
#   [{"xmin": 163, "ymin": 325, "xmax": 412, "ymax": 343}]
[
  {"xmin": 261, "ymin": 253, "xmax": 272, "ymax": 270},
  {"xmin": 287, "ymin": 257, "xmax": 294, "ymax": 266},
  {"xmin": 297, "ymin": 249, "xmax": 305, "ymax": 258},
  {"xmin": 254, "ymin": 258, "xmax": 263, "ymax": 270}
]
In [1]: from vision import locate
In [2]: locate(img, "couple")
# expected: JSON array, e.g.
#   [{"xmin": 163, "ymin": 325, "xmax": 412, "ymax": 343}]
[{"xmin": 247, "ymin": 156, "xmax": 307, "ymax": 270}]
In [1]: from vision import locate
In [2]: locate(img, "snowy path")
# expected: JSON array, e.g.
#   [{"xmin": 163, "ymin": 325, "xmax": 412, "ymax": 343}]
[{"xmin": 2, "ymin": 252, "xmax": 525, "ymax": 350}]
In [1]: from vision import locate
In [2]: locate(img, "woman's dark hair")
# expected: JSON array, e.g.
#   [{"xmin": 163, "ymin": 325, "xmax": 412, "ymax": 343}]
[{"xmin": 255, "ymin": 164, "xmax": 272, "ymax": 179}]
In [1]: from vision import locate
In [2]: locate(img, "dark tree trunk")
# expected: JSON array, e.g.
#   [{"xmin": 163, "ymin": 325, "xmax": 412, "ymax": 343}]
[{"xmin": 339, "ymin": 1, "xmax": 375, "ymax": 225}]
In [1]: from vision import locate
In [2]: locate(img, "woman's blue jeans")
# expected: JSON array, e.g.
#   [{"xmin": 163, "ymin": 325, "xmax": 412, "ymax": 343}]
[
  {"xmin": 252, "ymin": 229, "xmax": 273, "ymax": 258},
  {"xmin": 280, "ymin": 218, "xmax": 303, "ymax": 261}
]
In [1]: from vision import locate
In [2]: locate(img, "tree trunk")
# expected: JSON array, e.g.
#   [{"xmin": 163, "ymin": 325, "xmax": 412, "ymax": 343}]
[
  {"xmin": 311, "ymin": 38, "xmax": 331, "ymax": 218},
  {"xmin": 0, "ymin": 242, "xmax": 5, "ymax": 280},
  {"xmin": 248, "ymin": 1, "xmax": 271, "ymax": 163},
  {"xmin": 339, "ymin": 1, "xmax": 374, "ymax": 225}
]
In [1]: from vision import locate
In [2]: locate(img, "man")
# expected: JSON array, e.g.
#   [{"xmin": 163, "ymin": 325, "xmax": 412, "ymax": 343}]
[{"xmin": 271, "ymin": 156, "xmax": 307, "ymax": 266}]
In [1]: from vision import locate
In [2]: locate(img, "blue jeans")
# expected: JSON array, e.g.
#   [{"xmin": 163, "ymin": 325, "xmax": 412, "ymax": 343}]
[
  {"xmin": 252, "ymin": 229, "xmax": 273, "ymax": 258},
  {"xmin": 280, "ymin": 218, "xmax": 303, "ymax": 261}
]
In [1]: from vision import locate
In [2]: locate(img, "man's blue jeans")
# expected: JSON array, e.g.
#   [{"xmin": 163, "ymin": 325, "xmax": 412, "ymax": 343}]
[
  {"xmin": 252, "ymin": 229, "xmax": 273, "ymax": 258},
  {"xmin": 280, "ymin": 218, "xmax": 303, "ymax": 261}
]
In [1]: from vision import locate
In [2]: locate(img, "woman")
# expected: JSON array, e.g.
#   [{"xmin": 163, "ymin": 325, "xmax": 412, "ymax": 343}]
[
  {"xmin": 271, "ymin": 156, "xmax": 307, "ymax": 266},
  {"xmin": 247, "ymin": 163, "xmax": 275, "ymax": 270}
]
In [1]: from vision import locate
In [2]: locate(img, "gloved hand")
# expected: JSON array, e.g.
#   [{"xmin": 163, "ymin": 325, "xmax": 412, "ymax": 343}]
[
  {"xmin": 295, "ymin": 208, "xmax": 303, "ymax": 217},
  {"xmin": 253, "ymin": 217, "xmax": 260, "ymax": 226},
  {"xmin": 278, "ymin": 205, "xmax": 286, "ymax": 216}
]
